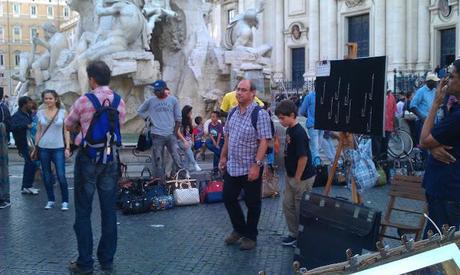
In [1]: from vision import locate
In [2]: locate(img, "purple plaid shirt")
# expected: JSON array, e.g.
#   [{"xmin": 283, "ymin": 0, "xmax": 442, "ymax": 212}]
[{"xmin": 224, "ymin": 103, "xmax": 273, "ymax": 176}]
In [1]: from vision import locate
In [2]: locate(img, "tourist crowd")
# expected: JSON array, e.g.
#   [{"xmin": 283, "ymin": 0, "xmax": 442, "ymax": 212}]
[{"xmin": 0, "ymin": 58, "xmax": 459, "ymax": 274}]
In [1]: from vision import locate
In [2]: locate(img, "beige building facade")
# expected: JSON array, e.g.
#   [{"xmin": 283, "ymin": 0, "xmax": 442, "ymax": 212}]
[
  {"xmin": 209, "ymin": 0, "xmax": 460, "ymax": 89},
  {"xmin": 0, "ymin": 0, "xmax": 72, "ymax": 94}
]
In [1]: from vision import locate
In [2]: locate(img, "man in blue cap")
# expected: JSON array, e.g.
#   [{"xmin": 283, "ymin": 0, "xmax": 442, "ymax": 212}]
[{"xmin": 138, "ymin": 80, "xmax": 184, "ymax": 177}]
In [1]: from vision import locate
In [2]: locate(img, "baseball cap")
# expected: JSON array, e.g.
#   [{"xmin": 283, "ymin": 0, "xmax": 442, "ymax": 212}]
[
  {"xmin": 151, "ymin": 80, "xmax": 168, "ymax": 91},
  {"xmin": 425, "ymin": 72, "xmax": 440, "ymax": 82}
]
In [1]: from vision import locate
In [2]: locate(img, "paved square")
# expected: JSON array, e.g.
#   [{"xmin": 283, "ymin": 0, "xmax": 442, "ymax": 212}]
[{"xmin": 1, "ymin": 162, "xmax": 401, "ymax": 275}]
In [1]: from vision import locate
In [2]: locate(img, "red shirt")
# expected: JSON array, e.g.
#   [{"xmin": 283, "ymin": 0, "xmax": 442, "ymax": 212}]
[
  {"xmin": 65, "ymin": 86, "xmax": 126, "ymax": 145},
  {"xmin": 385, "ymin": 93, "xmax": 397, "ymax": 132}
]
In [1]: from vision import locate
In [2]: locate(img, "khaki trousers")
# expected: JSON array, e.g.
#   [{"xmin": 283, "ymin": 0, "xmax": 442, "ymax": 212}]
[{"xmin": 283, "ymin": 175, "xmax": 315, "ymax": 237}]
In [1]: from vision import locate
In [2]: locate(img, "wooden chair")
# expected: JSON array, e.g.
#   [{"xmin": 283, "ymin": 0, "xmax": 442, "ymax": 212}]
[{"xmin": 380, "ymin": 175, "xmax": 427, "ymax": 241}]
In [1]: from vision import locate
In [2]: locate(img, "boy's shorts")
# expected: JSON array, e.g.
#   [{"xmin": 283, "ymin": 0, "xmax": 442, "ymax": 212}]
[{"xmin": 194, "ymin": 140, "xmax": 204, "ymax": 150}]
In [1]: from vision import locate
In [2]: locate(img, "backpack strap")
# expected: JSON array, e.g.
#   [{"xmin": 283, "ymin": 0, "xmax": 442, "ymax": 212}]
[
  {"xmin": 227, "ymin": 106, "xmax": 238, "ymax": 125},
  {"xmin": 250, "ymin": 105, "xmax": 262, "ymax": 132},
  {"xmin": 228, "ymin": 105, "xmax": 262, "ymax": 133},
  {"xmin": 85, "ymin": 93, "xmax": 101, "ymax": 110},
  {"xmin": 111, "ymin": 92, "xmax": 121, "ymax": 109}
]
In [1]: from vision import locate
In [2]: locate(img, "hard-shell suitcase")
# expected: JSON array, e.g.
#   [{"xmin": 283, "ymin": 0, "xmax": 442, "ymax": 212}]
[{"xmin": 294, "ymin": 192, "xmax": 381, "ymax": 269}]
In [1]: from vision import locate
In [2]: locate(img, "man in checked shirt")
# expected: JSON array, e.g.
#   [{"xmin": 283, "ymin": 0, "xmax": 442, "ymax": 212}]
[{"xmin": 219, "ymin": 79, "xmax": 273, "ymax": 250}]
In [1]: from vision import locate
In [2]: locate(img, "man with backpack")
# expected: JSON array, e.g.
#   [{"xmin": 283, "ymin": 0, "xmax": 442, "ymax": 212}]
[
  {"xmin": 65, "ymin": 61, "xmax": 126, "ymax": 274},
  {"xmin": 219, "ymin": 79, "xmax": 273, "ymax": 250}
]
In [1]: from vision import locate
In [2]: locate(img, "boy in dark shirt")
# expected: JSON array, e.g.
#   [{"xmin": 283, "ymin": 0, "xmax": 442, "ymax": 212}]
[{"xmin": 275, "ymin": 100, "xmax": 316, "ymax": 247}]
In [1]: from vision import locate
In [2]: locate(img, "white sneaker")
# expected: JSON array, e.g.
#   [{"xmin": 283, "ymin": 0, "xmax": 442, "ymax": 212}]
[
  {"xmin": 21, "ymin": 188, "xmax": 32, "ymax": 194},
  {"xmin": 61, "ymin": 202, "xmax": 69, "ymax": 211},
  {"xmin": 45, "ymin": 201, "xmax": 55, "ymax": 209},
  {"xmin": 194, "ymin": 164, "xmax": 202, "ymax": 172},
  {"xmin": 28, "ymin": 188, "xmax": 39, "ymax": 195}
]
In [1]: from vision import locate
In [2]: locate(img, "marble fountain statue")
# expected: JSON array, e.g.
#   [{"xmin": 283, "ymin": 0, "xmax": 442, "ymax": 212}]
[{"xmin": 13, "ymin": 0, "xmax": 272, "ymax": 134}]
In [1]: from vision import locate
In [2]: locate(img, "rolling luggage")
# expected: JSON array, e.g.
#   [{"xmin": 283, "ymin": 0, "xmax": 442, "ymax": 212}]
[{"xmin": 294, "ymin": 192, "xmax": 381, "ymax": 269}]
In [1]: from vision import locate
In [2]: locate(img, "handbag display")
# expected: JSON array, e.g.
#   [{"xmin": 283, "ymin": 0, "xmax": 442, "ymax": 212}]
[
  {"xmin": 118, "ymin": 167, "xmax": 172, "ymax": 214},
  {"xmin": 30, "ymin": 110, "xmax": 59, "ymax": 161}
]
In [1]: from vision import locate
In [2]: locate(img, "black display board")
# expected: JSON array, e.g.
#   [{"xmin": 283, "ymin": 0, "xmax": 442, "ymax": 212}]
[{"xmin": 314, "ymin": 56, "xmax": 386, "ymax": 136}]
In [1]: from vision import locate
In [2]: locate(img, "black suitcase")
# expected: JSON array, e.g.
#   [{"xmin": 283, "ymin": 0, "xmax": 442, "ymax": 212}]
[{"xmin": 294, "ymin": 192, "xmax": 381, "ymax": 270}]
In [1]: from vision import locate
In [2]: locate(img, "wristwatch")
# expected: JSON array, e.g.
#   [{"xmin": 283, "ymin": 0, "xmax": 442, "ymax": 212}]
[{"xmin": 255, "ymin": 160, "xmax": 263, "ymax": 167}]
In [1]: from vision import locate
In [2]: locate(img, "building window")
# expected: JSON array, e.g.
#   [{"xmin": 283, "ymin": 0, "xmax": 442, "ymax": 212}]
[
  {"xmin": 348, "ymin": 14, "xmax": 369, "ymax": 58},
  {"xmin": 30, "ymin": 27, "xmax": 38, "ymax": 41},
  {"xmin": 228, "ymin": 9, "xmax": 236, "ymax": 24},
  {"xmin": 12, "ymin": 26, "xmax": 21, "ymax": 43},
  {"xmin": 291, "ymin": 48, "xmax": 305, "ymax": 89},
  {"xmin": 0, "ymin": 54, "xmax": 4, "ymax": 67},
  {"xmin": 64, "ymin": 6, "xmax": 69, "ymax": 18},
  {"xmin": 440, "ymin": 28, "xmax": 456, "ymax": 68},
  {"xmin": 12, "ymin": 3, "xmax": 21, "ymax": 17},
  {"xmin": 0, "ymin": 27, "xmax": 3, "ymax": 42},
  {"xmin": 47, "ymin": 6, "xmax": 54, "ymax": 18},
  {"xmin": 30, "ymin": 5, "xmax": 37, "ymax": 17},
  {"xmin": 14, "ymin": 52, "xmax": 21, "ymax": 66}
]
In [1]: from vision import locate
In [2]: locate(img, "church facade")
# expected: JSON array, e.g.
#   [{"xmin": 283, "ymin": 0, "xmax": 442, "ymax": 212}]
[{"xmin": 209, "ymin": 0, "xmax": 460, "ymax": 89}]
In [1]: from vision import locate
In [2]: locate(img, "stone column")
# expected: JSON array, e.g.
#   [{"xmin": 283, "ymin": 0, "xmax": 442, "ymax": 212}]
[
  {"xmin": 327, "ymin": 0, "xmax": 337, "ymax": 60},
  {"xmin": 416, "ymin": 0, "xmax": 430, "ymax": 71},
  {"xmin": 273, "ymin": 0, "xmax": 284, "ymax": 77},
  {"xmin": 406, "ymin": 0, "xmax": 418, "ymax": 71},
  {"xmin": 457, "ymin": 18, "xmax": 460, "ymax": 59},
  {"xmin": 307, "ymin": 0, "xmax": 319, "ymax": 77},
  {"xmin": 374, "ymin": 0, "xmax": 385, "ymax": 56},
  {"xmin": 386, "ymin": 0, "xmax": 406, "ymax": 71}
]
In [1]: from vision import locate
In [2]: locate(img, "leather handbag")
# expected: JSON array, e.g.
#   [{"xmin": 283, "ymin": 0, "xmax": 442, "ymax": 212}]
[
  {"xmin": 136, "ymin": 119, "xmax": 152, "ymax": 152},
  {"xmin": 152, "ymin": 195, "xmax": 174, "ymax": 211},
  {"xmin": 167, "ymin": 170, "xmax": 198, "ymax": 206},
  {"xmin": 173, "ymin": 182, "xmax": 200, "ymax": 206},
  {"xmin": 200, "ymin": 180, "xmax": 224, "ymax": 203},
  {"xmin": 262, "ymin": 166, "xmax": 279, "ymax": 198}
]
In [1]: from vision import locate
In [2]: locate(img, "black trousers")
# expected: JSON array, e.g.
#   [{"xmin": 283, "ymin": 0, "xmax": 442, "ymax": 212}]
[{"xmin": 223, "ymin": 171, "xmax": 262, "ymax": 241}]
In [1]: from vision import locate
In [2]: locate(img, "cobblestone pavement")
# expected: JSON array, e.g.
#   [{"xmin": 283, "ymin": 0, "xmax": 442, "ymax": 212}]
[{"xmin": 0, "ymin": 159, "xmax": 409, "ymax": 275}]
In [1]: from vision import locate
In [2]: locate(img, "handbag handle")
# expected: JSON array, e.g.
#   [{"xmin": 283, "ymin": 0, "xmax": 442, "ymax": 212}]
[
  {"xmin": 141, "ymin": 167, "xmax": 152, "ymax": 178},
  {"xmin": 173, "ymin": 169, "xmax": 188, "ymax": 181}
]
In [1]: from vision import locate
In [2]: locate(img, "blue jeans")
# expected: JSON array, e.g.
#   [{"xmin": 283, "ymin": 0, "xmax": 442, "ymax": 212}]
[
  {"xmin": 19, "ymin": 147, "xmax": 37, "ymax": 189},
  {"xmin": 206, "ymin": 139, "xmax": 223, "ymax": 169},
  {"xmin": 178, "ymin": 140, "xmax": 198, "ymax": 170},
  {"xmin": 424, "ymin": 195, "xmax": 460, "ymax": 238},
  {"xmin": 39, "ymin": 148, "xmax": 69, "ymax": 202},
  {"xmin": 307, "ymin": 128, "xmax": 323, "ymax": 166},
  {"xmin": 73, "ymin": 150, "xmax": 119, "ymax": 270}
]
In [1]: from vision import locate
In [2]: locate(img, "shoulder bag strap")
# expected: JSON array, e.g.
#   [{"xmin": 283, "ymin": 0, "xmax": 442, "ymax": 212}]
[{"xmin": 36, "ymin": 110, "xmax": 59, "ymax": 146}]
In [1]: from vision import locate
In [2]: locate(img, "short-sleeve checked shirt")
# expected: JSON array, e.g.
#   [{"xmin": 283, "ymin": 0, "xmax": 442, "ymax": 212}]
[
  {"xmin": 65, "ymin": 86, "xmax": 126, "ymax": 145},
  {"xmin": 224, "ymin": 102, "xmax": 273, "ymax": 177}
]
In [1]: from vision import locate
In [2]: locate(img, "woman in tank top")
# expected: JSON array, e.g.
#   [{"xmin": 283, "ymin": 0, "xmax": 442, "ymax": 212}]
[{"xmin": 35, "ymin": 90, "xmax": 71, "ymax": 211}]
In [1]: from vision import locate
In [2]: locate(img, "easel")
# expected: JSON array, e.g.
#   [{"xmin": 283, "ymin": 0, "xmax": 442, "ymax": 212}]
[{"xmin": 323, "ymin": 43, "xmax": 362, "ymax": 204}]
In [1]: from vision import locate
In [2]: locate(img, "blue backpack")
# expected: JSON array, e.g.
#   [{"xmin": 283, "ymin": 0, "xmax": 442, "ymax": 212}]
[
  {"xmin": 227, "ymin": 105, "xmax": 275, "ymax": 135},
  {"xmin": 83, "ymin": 92, "xmax": 122, "ymax": 164}
]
